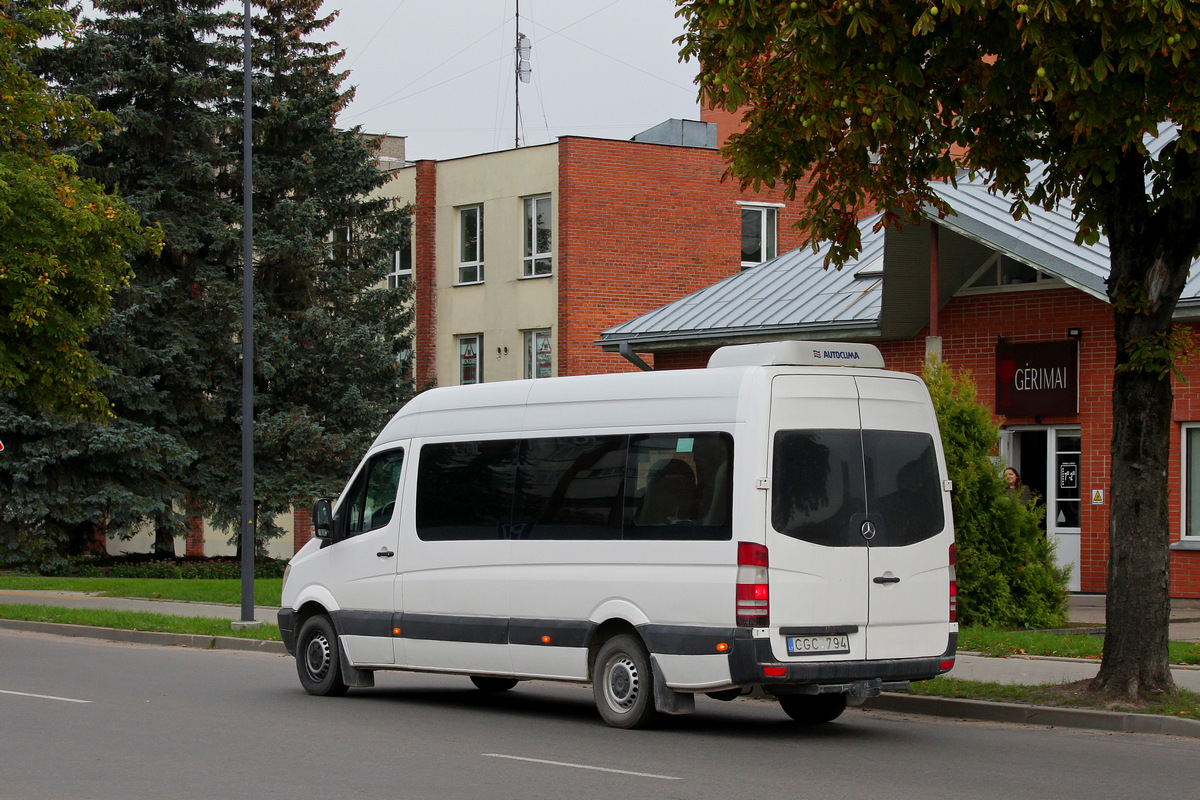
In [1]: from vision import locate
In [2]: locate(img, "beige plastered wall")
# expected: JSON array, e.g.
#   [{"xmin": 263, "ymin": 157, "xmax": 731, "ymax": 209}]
[
  {"xmin": 433, "ymin": 144, "xmax": 559, "ymax": 384},
  {"xmin": 111, "ymin": 511, "xmax": 296, "ymax": 560}
]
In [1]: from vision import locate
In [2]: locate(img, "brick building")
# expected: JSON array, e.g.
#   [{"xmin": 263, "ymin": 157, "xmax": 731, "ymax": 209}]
[
  {"xmin": 600, "ymin": 160, "xmax": 1200, "ymax": 599},
  {"xmin": 371, "ymin": 119, "xmax": 814, "ymax": 388}
]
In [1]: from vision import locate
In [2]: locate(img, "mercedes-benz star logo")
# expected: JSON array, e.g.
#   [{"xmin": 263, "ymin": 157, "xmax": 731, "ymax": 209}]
[{"xmin": 860, "ymin": 520, "xmax": 877, "ymax": 540}]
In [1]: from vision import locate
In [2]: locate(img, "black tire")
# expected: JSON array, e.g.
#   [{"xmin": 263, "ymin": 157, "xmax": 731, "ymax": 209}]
[
  {"xmin": 470, "ymin": 676, "xmax": 519, "ymax": 692},
  {"xmin": 295, "ymin": 615, "xmax": 349, "ymax": 697},
  {"xmin": 592, "ymin": 634, "xmax": 658, "ymax": 729},
  {"xmin": 778, "ymin": 692, "xmax": 847, "ymax": 723}
]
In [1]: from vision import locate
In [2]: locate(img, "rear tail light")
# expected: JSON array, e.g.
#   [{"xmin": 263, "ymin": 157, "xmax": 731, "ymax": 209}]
[
  {"xmin": 736, "ymin": 542, "xmax": 769, "ymax": 628},
  {"xmin": 949, "ymin": 543, "xmax": 957, "ymax": 623}
]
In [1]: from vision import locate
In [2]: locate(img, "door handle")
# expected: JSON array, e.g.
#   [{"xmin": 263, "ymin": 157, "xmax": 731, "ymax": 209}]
[
  {"xmin": 873, "ymin": 576, "xmax": 900, "ymax": 584},
  {"xmin": 377, "ymin": 548, "xmax": 395, "ymax": 558}
]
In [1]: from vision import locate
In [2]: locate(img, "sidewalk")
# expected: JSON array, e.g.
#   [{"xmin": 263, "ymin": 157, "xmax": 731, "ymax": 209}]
[{"xmin": 2, "ymin": 588, "xmax": 1199, "ymax": 736}]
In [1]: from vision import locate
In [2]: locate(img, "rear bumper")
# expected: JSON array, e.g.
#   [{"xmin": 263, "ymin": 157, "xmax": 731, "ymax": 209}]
[{"xmin": 728, "ymin": 630, "xmax": 957, "ymax": 688}]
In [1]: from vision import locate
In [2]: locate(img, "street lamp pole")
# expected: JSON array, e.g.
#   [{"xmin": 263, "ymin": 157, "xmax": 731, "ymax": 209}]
[{"xmin": 238, "ymin": 0, "xmax": 256, "ymax": 626}]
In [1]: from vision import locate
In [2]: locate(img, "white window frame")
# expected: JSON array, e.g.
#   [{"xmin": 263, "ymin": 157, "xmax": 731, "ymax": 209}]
[
  {"xmin": 522, "ymin": 195, "xmax": 553, "ymax": 277},
  {"xmin": 957, "ymin": 252, "xmax": 1065, "ymax": 296},
  {"xmin": 739, "ymin": 203, "xmax": 780, "ymax": 267},
  {"xmin": 523, "ymin": 329, "xmax": 552, "ymax": 379},
  {"xmin": 330, "ymin": 224, "xmax": 352, "ymax": 262},
  {"xmin": 458, "ymin": 205, "xmax": 484, "ymax": 284},
  {"xmin": 388, "ymin": 231, "xmax": 413, "ymax": 289},
  {"xmin": 458, "ymin": 334, "xmax": 482, "ymax": 385},
  {"xmin": 1182, "ymin": 424, "xmax": 1200, "ymax": 541}
]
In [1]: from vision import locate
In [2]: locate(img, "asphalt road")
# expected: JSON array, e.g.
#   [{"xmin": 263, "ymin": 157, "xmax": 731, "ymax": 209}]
[{"xmin": 2, "ymin": 629, "xmax": 1197, "ymax": 800}]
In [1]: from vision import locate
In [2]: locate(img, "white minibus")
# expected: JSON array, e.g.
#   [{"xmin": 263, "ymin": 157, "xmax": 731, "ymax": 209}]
[{"xmin": 278, "ymin": 340, "xmax": 957, "ymax": 728}]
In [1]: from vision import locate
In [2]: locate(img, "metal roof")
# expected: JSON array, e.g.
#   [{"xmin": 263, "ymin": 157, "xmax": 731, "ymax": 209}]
[
  {"xmin": 600, "ymin": 136, "xmax": 1200, "ymax": 351},
  {"xmin": 600, "ymin": 213, "xmax": 887, "ymax": 349}
]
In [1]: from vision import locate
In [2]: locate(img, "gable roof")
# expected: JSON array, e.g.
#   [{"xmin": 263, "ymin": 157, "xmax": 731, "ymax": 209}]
[{"xmin": 600, "ymin": 156, "xmax": 1200, "ymax": 353}]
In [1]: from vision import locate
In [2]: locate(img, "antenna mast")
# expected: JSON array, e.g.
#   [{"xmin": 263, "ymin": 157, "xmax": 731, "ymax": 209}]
[{"xmin": 515, "ymin": 0, "xmax": 530, "ymax": 148}]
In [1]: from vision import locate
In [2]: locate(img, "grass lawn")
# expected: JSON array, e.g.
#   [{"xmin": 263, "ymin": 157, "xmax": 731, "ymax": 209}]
[
  {"xmin": 0, "ymin": 574, "xmax": 282, "ymax": 607},
  {"xmin": 907, "ymin": 675, "xmax": 1200, "ymax": 719},
  {"xmin": 960, "ymin": 625, "xmax": 1200, "ymax": 666},
  {"xmin": 0, "ymin": 604, "xmax": 282, "ymax": 640}
]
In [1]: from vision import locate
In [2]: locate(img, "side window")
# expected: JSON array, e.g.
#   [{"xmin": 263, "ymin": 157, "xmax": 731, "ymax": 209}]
[
  {"xmin": 514, "ymin": 436, "xmax": 626, "ymax": 539},
  {"xmin": 339, "ymin": 449, "xmax": 405, "ymax": 538},
  {"xmin": 626, "ymin": 433, "xmax": 733, "ymax": 541},
  {"xmin": 415, "ymin": 439, "xmax": 519, "ymax": 540}
]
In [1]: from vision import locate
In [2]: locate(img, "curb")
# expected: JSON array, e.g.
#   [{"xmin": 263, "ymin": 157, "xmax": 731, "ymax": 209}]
[
  {"xmin": 863, "ymin": 692, "xmax": 1200, "ymax": 739},
  {"xmin": 0, "ymin": 618, "xmax": 287, "ymax": 655}
]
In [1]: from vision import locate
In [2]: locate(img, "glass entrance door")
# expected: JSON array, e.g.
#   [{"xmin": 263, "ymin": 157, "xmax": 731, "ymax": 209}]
[
  {"xmin": 1049, "ymin": 429, "xmax": 1082, "ymax": 591},
  {"xmin": 1000, "ymin": 426, "xmax": 1081, "ymax": 591}
]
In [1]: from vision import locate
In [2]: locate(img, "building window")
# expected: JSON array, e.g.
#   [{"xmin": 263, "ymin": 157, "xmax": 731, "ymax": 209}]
[
  {"xmin": 388, "ymin": 236, "xmax": 413, "ymax": 289},
  {"xmin": 960, "ymin": 253, "xmax": 1063, "ymax": 293},
  {"xmin": 1184, "ymin": 425, "xmax": 1200, "ymax": 539},
  {"xmin": 330, "ymin": 224, "xmax": 352, "ymax": 262},
  {"xmin": 523, "ymin": 329, "xmax": 552, "ymax": 379},
  {"xmin": 388, "ymin": 218, "xmax": 413, "ymax": 288},
  {"xmin": 458, "ymin": 205, "xmax": 484, "ymax": 284},
  {"xmin": 459, "ymin": 334, "xmax": 482, "ymax": 385},
  {"xmin": 741, "ymin": 205, "xmax": 777, "ymax": 266},
  {"xmin": 523, "ymin": 195, "xmax": 552, "ymax": 277}
]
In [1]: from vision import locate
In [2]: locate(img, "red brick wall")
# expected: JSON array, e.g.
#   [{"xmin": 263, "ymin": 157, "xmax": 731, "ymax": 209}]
[
  {"xmin": 293, "ymin": 506, "xmax": 313, "ymax": 553},
  {"xmin": 413, "ymin": 160, "xmax": 438, "ymax": 387},
  {"xmin": 700, "ymin": 106, "xmax": 747, "ymax": 147},
  {"xmin": 653, "ymin": 288, "xmax": 1200, "ymax": 597},
  {"xmin": 185, "ymin": 516, "xmax": 205, "ymax": 557},
  {"xmin": 557, "ymin": 136, "xmax": 813, "ymax": 377}
]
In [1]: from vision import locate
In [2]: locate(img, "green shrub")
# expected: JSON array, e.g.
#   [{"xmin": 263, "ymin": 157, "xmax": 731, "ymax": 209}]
[
  {"xmin": 924, "ymin": 357, "xmax": 1068, "ymax": 628},
  {"xmin": 50, "ymin": 555, "xmax": 287, "ymax": 580}
]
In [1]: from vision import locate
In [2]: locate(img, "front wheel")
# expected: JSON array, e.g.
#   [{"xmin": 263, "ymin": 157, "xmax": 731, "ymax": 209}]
[
  {"xmin": 470, "ymin": 676, "xmax": 519, "ymax": 692},
  {"xmin": 295, "ymin": 615, "xmax": 349, "ymax": 696},
  {"xmin": 778, "ymin": 692, "xmax": 847, "ymax": 723},
  {"xmin": 592, "ymin": 634, "xmax": 658, "ymax": 729}
]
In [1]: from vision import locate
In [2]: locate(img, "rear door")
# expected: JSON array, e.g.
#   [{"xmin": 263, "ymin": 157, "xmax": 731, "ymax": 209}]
[
  {"xmin": 767, "ymin": 374, "xmax": 869, "ymax": 662},
  {"xmin": 856, "ymin": 376, "xmax": 953, "ymax": 659}
]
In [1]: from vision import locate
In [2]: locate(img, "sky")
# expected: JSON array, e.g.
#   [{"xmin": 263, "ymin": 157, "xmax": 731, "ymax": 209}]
[{"xmin": 323, "ymin": 0, "xmax": 703, "ymax": 161}]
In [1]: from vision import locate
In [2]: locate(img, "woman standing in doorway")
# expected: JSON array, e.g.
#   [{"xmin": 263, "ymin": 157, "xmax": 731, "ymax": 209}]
[{"xmin": 1004, "ymin": 466, "xmax": 1033, "ymax": 506}]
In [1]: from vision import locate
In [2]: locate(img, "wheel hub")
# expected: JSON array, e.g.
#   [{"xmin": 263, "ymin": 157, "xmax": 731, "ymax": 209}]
[
  {"xmin": 606, "ymin": 656, "xmax": 640, "ymax": 709},
  {"xmin": 305, "ymin": 633, "xmax": 332, "ymax": 681}
]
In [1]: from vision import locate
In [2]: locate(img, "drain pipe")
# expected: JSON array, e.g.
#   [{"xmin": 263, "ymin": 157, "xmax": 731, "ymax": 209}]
[{"xmin": 619, "ymin": 341, "xmax": 653, "ymax": 371}]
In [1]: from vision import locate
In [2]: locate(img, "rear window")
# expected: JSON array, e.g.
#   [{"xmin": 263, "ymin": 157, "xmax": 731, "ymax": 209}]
[{"xmin": 772, "ymin": 429, "xmax": 943, "ymax": 547}]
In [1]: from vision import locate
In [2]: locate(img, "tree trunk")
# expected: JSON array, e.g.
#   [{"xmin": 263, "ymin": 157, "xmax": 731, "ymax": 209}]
[
  {"xmin": 1092, "ymin": 359, "xmax": 1175, "ymax": 698},
  {"xmin": 1090, "ymin": 147, "xmax": 1200, "ymax": 699},
  {"xmin": 152, "ymin": 514, "xmax": 175, "ymax": 557}
]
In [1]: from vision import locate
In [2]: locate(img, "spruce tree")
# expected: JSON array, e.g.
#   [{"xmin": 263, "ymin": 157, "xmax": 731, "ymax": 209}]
[
  {"xmin": 39, "ymin": 0, "xmax": 243, "ymax": 556},
  {"xmin": 213, "ymin": 0, "xmax": 413, "ymax": 544}
]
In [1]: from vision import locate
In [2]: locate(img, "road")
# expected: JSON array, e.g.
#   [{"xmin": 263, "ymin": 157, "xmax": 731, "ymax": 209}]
[{"xmin": 1, "ymin": 629, "xmax": 1196, "ymax": 800}]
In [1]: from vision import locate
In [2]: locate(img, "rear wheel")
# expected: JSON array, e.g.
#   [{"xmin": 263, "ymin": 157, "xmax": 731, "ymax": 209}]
[
  {"xmin": 592, "ymin": 634, "xmax": 658, "ymax": 729},
  {"xmin": 295, "ymin": 615, "xmax": 349, "ymax": 697},
  {"xmin": 470, "ymin": 676, "xmax": 519, "ymax": 692},
  {"xmin": 778, "ymin": 692, "xmax": 847, "ymax": 723}
]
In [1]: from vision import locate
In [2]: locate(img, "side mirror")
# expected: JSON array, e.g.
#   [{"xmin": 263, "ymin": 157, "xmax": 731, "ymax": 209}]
[{"xmin": 312, "ymin": 498, "xmax": 335, "ymax": 543}]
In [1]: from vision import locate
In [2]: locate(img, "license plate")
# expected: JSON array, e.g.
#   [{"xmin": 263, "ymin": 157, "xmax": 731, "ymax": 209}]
[{"xmin": 786, "ymin": 634, "xmax": 850, "ymax": 655}]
